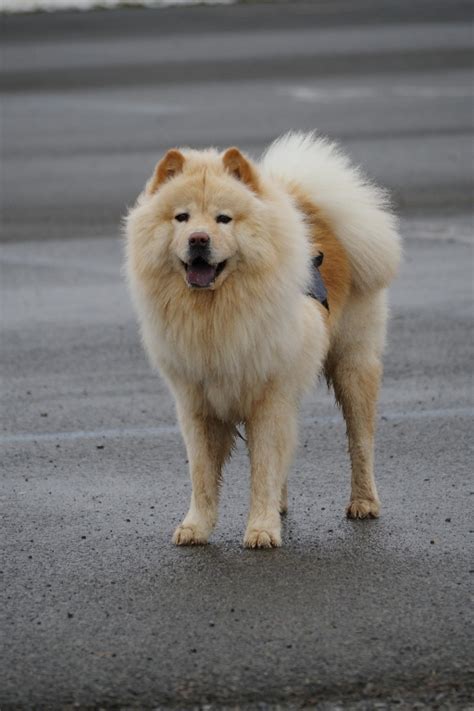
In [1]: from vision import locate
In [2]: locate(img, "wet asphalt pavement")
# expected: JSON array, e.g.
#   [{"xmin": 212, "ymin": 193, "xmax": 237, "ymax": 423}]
[{"xmin": 1, "ymin": 1, "xmax": 473, "ymax": 708}]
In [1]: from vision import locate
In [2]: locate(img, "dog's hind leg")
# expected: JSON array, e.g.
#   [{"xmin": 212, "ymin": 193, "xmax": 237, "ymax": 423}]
[
  {"xmin": 329, "ymin": 356, "xmax": 382, "ymax": 518},
  {"xmin": 244, "ymin": 386, "xmax": 297, "ymax": 548},
  {"xmin": 326, "ymin": 292, "xmax": 387, "ymax": 519},
  {"xmin": 173, "ymin": 412, "xmax": 234, "ymax": 545}
]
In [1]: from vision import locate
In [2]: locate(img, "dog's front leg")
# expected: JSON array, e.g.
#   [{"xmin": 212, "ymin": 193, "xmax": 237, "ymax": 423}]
[
  {"xmin": 173, "ymin": 410, "xmax": 234, "ymax": 546},
  {"xmin": 244, "ymin": 390, "xmax": 297, "ymax": 549}
]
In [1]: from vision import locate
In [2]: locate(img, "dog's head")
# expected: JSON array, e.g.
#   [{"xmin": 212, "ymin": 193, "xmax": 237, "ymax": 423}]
[{"xmin": 127, "ymin": 146, "xmax": 277, "ymax": 291}]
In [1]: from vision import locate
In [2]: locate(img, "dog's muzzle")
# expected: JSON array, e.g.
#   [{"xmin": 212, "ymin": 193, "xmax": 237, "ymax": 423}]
[{"xmin": 183, "ymin": 234, "xmax": 226, "ymax": 288}]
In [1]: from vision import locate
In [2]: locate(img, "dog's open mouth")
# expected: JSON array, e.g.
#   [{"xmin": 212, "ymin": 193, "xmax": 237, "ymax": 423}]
[{"xmin": 183, "ymin": 257, "xmax": 227, "ymax": 288}]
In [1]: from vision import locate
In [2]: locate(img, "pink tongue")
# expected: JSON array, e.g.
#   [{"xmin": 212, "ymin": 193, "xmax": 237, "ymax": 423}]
[{"xmin": 187, "ymin": 263, "xmax": 217, "ymax": 288}]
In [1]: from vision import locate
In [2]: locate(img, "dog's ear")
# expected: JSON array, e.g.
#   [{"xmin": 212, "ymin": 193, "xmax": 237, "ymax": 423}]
[
  {"xmin": 147, "ymin": 149, "xmax": 185, "ymax": 195},
  {"xmin": 222, "ymin": 147, "xmax": 259, "ymax": 192}
]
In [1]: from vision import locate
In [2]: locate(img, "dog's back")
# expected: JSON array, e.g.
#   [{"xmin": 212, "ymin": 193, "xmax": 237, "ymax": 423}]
[{"xmin": 261, "ymin": 132, "xmax": 401, "ymax": 295}]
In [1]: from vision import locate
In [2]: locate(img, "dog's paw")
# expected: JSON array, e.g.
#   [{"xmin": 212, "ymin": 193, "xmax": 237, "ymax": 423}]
[
  {"xmin": 172, "ymin": 523, "xmax": 209, "ymax": 546},
  {"xmin": 346, "ymin": 498, "xmax": 380, "ymax": 519},
  {"xmin": 244, "ymin": 527, "xmax": 281, "ymax": 549}
]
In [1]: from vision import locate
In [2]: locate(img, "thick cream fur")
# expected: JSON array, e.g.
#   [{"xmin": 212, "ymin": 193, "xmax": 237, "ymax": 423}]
[{"xmin": 125, "ymin": 134, "xmax": 400, "ymax": 548}]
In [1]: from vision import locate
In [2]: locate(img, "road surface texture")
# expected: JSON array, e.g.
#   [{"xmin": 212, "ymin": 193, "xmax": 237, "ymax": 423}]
[{"xmin": 1, "ymin": 1, "xmax": 473, "ymax": 708}]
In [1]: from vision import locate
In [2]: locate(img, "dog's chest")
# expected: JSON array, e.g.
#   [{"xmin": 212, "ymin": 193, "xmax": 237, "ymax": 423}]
[
  {"xmin": 159, "ymin": 330, "xmax": 269, "ymax": 420},
  {"xmin": 146, "ymin": 290, "xmax": 308, "ymax": 420},
  {"xmin": 200, "ymin": 375, "xmax": 259, "ymax": 422}
]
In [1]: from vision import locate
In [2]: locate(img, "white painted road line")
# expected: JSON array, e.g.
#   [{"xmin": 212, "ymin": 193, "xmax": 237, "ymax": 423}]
[
  {"xmin": 1, "ymin": 407, "xmax": 472, "ymax": 446},
  {"xmin": 285, "ymin": 85, "xmax": 473, "ymax": 103}
]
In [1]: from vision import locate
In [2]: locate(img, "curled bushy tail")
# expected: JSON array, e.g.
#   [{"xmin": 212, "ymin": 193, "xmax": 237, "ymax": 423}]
[{"xmin": 261, "ymin": 132, "xmax": 401, "ymax": 293}]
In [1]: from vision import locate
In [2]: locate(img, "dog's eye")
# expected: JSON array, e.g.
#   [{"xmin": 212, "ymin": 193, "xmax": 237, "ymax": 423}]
[
  {"xmin": 216, "ymin": 214, "xmax": 232, "ymax": 224},
  {"xmin": 175, "ymin": 213, "xmax": 189, "ymax": 223}
]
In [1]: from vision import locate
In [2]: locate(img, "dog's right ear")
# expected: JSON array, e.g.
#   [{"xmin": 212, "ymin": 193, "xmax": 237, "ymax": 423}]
[{"xmin": 147, "ymin": 149, "xmax": 185, "ymax": 195}]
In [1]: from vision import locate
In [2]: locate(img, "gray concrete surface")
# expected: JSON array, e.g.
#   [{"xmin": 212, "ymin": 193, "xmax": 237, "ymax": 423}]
[{"xmin": 1, "ymin": 1, "xmax": 473, "ymax": 708}]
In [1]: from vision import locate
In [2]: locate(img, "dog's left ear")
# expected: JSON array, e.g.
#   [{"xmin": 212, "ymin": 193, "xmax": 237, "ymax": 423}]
[
  {"xmin": 147, "ymin": 149, "xmax": 185, "ymax": 195},
  {"xmin": 222, "ymin": 148, "xmax": 260, "ymax": 193}
]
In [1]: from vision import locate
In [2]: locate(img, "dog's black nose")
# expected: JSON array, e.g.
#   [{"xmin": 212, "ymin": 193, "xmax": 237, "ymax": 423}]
[{"xmin": 189, "ymin": 232, "xmax": 210, "ymax": 248}]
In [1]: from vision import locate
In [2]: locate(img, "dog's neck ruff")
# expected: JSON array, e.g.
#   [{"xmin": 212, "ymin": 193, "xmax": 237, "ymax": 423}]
[{"xmin": 307, "ymin": 252, "xmax": 329, "ymax": 311}]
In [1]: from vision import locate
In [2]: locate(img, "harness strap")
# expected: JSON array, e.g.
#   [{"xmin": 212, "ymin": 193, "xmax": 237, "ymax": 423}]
[{"xmin": 307, "ymin": 252, "xmax": 329, "ymax": 311}]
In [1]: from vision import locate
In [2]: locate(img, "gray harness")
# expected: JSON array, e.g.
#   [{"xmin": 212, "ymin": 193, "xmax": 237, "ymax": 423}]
[{"xmin": 307, "ymin": 252, "xmax": 329, "ymax": 311}]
